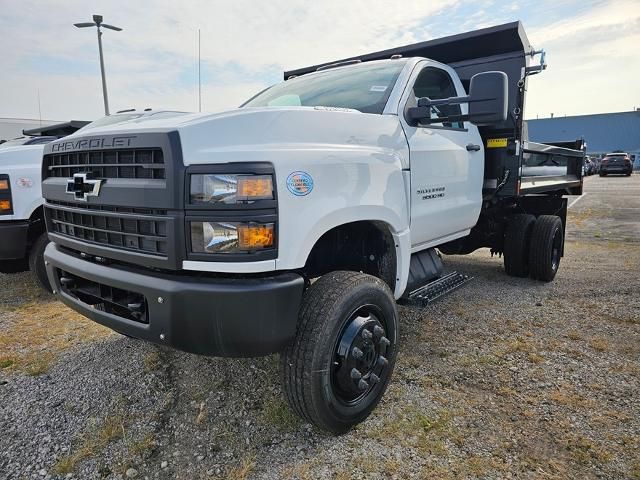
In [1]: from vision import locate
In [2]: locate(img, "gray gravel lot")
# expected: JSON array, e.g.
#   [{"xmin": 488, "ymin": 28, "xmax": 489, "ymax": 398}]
[{"xmin": 1, "ymin": 174, "xmax": 638, "ymax": 480}]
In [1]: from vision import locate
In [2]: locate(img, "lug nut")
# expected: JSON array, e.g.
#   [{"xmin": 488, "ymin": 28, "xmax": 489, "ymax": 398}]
[
  {"xmin": 379, "ymin": 336, "xmax": 391, "ymax": 348},
  {"xmin": 361, "ymin": 329, "xmax": 373, "ymax": 340},
  {"xmin": 352, "ymin": 347, "xmax": 364, "ymax": 359},
  {"xmin": 373, "ymin": 325, "xmax": 384, "ymax": 338},
  {"xmin": 358, "ymin": 379, "xmax": 370, "ymax": 391},
  {"xmin": 350, "ymin": 368, "xmax": 362, "ymax": 380},
  {"xmin": 377, "ymin": 356, "xmax": 389, "ymax": 368},
  {"xmin": 370, "ymin": 373, "xmax": 380, "ymax": 384}
]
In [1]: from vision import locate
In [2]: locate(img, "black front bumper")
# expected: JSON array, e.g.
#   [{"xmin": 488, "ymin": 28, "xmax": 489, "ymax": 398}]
[
  {"xmin": 0, "ymin": 221, "xmax": 29, "ymax": 259},
  {"xmin": 44, "ymin": 243, "xmax": 305, "ymax": 357}
]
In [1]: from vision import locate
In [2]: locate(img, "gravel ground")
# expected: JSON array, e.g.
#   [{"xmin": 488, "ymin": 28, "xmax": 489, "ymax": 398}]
[{"xmin": 1, "ymin": 174, "xmax": 638, "ymax": 480}]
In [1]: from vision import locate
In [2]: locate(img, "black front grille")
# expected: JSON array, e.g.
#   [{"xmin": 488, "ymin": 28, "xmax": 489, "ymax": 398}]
[
  {"xmin": 58, "ymin": 269, "xmax": 148, "ymax": 323},
  {"xmin": 46, "ymin": 203, "xmax": 168, "ymax": 256},
  {"xmin": 44, "ymin": 148, "xmax": 165, "ymax": 179},
  {"xmin": 48, "ymin": 199, "xmax": 167, "ymax": 216}
]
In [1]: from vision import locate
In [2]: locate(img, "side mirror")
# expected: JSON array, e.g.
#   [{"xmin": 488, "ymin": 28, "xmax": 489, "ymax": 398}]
[
  {"xmin": 467, "ymin": 71, "xmax": 508, "ymax": 126},
  {"xmin": 406, "ymin": 70, "xmax": 508, "ymax": 127}
]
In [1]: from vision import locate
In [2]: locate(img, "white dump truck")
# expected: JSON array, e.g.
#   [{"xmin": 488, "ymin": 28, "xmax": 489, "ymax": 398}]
[
  {"xmin": 42, "ymin": 22, "xmax": 584, "ymax": 433},
  {"xmin": 0, "ymin": 121, "xmax": 89, "ymax": 290}
]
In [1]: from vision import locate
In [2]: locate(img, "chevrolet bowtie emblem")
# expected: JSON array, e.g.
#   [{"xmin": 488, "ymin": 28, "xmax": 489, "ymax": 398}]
[{"xmin": 66, "ymin": 173, "xmax": 104, "ymax": 201}]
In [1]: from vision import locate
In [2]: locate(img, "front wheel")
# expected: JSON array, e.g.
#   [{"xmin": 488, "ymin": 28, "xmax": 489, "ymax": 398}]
[
  {"xmin": 281, "ymin": 271, "xmax": 398, "ymax": 434},
  {"xmin": 29, "ymin": 233, "xmax": 52, "ymax": 293}
]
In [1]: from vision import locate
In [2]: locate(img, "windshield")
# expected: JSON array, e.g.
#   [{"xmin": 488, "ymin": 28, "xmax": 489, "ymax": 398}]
[
  {"xmin": 79, "ymin": 113, "xmax": 146, "ymax": 131},
  {"xmin": 243, "ymin": 61, "xmax": 406, "ymax": 114}
]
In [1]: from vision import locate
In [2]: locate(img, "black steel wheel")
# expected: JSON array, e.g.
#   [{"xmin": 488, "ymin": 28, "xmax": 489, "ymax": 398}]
[
  {"xmin": 503, "ymin": 214, "xmax": 536, "ymax": 277},
  {"xmin": 529, "ymin": 215, "xmax": 563, "ymax": 282},
  {"xmin": 281, "ymin": 271, "xmax": 398, "ymax": 434}
]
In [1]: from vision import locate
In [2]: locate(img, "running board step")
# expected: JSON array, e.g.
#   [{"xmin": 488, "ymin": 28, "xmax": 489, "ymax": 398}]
[{"xmin": 402, "ymin": 272, "xmax": 473, "ymax": 307}]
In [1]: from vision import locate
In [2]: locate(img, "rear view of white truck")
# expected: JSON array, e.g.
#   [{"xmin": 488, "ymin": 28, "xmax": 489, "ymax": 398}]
[{"xmin": 42, "ymin": 22, "xmax": 584, "ymax": 433}]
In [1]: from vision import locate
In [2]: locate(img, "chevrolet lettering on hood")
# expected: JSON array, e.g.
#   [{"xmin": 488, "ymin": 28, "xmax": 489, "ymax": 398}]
[{"xmin": 51, "ymin": 135, "xmax": 137, "ymax": 152}]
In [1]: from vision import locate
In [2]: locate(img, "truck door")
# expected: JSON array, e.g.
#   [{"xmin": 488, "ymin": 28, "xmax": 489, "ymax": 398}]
[{"xmin": 399, "ymin": 62, "xmax": 484, "ymax": 248}]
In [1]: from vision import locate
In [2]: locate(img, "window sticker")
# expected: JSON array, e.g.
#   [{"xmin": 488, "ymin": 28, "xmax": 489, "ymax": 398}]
[{"xmin": 369, "ymin": 85, "xmax": 388, "ymax": 92}]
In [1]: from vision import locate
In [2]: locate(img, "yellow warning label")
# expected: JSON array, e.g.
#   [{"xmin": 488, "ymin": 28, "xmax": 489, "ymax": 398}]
[{"xmin": 487, "ymin": 138, "xmax": 508, "ymax": 148}]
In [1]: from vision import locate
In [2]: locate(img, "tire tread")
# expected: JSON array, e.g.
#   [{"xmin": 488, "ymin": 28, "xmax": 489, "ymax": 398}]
[{"xmin": 281, "ymin": 271, "xmax": 395, "ymax": 433}]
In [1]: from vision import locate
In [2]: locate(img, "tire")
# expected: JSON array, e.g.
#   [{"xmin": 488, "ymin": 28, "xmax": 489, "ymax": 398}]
[
  {"xmin": 528, "ymin": 215, "xmax": 563, "ymax": 282},
  {"xmin": 28, "ymin": 233, "xmax": 52, "ymax": 293},
  {"xmin": 503, "ymin": 214, "xmax": 536, "ymax": 277},
  {"xmin": 281, "ymin": 271, "xmax": 398, "ymax": 434},
  {"xmin": 599, "ymin": 172, "xmax": 606, "ymax": 177},
  {"xmin": 0, "ymin": 258, "xmax": 29, "ymax": 274}
]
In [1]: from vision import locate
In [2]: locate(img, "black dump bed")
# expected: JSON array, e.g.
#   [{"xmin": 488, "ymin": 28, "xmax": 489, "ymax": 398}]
[{"xmin": 285, "ymin": 21, "xmax": 584, "ymax": 197}]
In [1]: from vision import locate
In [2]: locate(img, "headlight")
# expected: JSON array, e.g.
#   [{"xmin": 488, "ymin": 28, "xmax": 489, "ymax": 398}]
[
  {"xmin": 0, "ymin": 175, "xmax": 11, "ymax": 215},
  {"xmin": 190, "ymin": 174, "xmax": 273, "ymax": 204},
  {"xmin": 190, "ymin": 221, "xmax": 275, "ymax": 253}
]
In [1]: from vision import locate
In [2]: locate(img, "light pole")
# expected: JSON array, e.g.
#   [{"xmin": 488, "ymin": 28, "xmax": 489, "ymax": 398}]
[{"xmin": 74, "ymin": 15, "xmax": 122, "ymax": 116}]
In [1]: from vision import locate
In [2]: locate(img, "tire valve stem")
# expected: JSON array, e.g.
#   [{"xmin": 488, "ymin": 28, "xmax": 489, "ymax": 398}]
[
  {"xmin": 350, "ymin": 368, "xmax": 362, "ymax": 380},
  {"xmin": 358, "ymin": 379, "xmax": 370, "ymax": 391},
  {"xmin": 352, "ymin": 347, "xmax": 364, "ymax": 359}
]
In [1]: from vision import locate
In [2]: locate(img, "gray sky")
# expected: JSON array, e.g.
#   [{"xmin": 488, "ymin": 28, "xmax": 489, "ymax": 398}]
[{"xmin": 1, "ymin": 0, "xmax": 638, "ymax": 122}]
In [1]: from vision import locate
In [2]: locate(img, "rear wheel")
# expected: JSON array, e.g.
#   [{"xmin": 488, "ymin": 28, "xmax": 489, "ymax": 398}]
[
  {"xmin": 503, "ymin": 214, "xmax": 536, "ymax": 277},
  {"xmin": 29, "ymin": 233, "xmax": 52, "ymax": 293},
  {"xmin": 281, "ymin": 271, "xmax": 398, "ymax": 434},
  {"xmin": 529, "ymin": 215, "xmax": 563, "ymax": 282}
]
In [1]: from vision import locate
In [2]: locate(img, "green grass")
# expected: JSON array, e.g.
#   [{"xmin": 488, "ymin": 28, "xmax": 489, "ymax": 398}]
[{"xmin": 261, "ymin": 396, "xmax": 300, "ymax": 430}]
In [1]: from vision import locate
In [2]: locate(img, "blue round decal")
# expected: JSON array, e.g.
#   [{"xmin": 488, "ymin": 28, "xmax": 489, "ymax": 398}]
[{"xmin": 286, "ymin": 171, "xmax": 314, "ymax": 196}]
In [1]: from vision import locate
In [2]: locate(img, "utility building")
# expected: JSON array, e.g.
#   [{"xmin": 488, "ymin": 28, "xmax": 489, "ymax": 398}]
[
  {"xmin": 0, "ymin": 117, "xmax": 62, "ymax": 143},
  {"xmin": 527, "ymin": 110, "xmax": 640, "ymax": 169}
]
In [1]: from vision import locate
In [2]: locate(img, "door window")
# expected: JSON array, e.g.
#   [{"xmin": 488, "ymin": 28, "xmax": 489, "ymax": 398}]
[{"xmin": 410, "ymin": 67, "xmax": 464, "ymax": 129}]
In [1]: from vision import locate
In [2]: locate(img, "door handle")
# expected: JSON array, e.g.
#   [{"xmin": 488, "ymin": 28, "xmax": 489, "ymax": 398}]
[{"xmin": 466, "ymin": 144, "xmax": 481, "ymax": 152}]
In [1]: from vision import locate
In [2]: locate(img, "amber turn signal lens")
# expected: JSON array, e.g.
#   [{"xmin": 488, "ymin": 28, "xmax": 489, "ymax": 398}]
[
  {"xmin": 238, "ymin": 224, "xmax": 274, "ymax": 250},
  {"xmin": 0, "ymin": 199, "xmax": 11, "ymax": 212},
  {"xmin": 0, "ymin": 179, "xmax": 9, "ymax": 190},
  {"xmin": 237, "ymin": 175, "xmax": 273, "ymax": 200}
]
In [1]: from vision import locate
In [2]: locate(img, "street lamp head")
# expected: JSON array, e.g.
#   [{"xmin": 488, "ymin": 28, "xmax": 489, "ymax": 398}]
[
  {"xmin": 102, "ymin": 24, "xmax": 123, "ymax": 32},
  {"xmin": 74, "ymin": 14, "xmax": 122, "ymax": 116}
]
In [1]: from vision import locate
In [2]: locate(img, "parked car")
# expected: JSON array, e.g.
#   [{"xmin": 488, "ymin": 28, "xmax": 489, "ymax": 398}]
[
  {"xmin": 583, "ymin": 156, "xmax": 599, "ymax": 176},
  {"xmin": 600, "ymin": 153, "xmax": 632, "ymax": 176}
]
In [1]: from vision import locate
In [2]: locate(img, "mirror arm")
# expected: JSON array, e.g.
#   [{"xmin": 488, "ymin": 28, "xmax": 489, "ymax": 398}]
[{"xmin": 417, "ymin": 95, "xmax": 470, "ymax": 108}]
